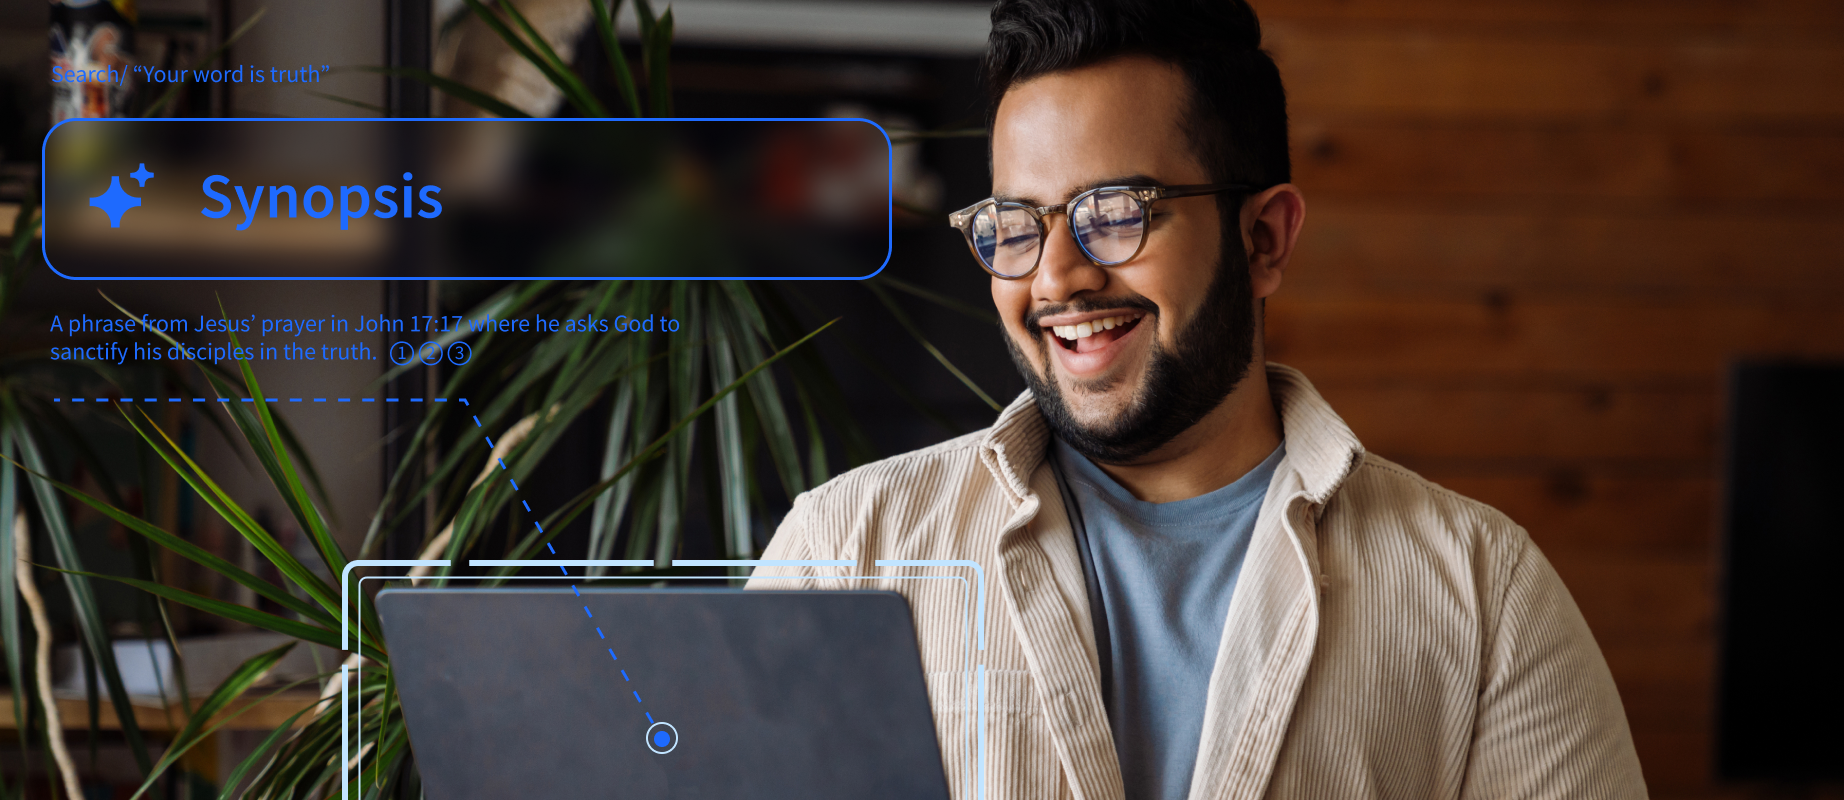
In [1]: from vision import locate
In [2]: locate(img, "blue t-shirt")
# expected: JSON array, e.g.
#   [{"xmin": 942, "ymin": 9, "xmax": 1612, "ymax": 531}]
[{"xmin": 1050, "ymin": 437, "xmax": 1285, "ymax": 800}]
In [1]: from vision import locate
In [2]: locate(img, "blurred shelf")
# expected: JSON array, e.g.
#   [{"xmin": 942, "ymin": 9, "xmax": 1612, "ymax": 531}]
[{"xmin": 0, "ymin": 692, "xmax": 326, "ymax": 732}]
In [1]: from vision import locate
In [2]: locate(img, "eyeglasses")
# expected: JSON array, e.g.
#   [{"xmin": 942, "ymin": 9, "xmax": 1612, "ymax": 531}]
[{"xmin": 947, "ymin": 183, "xmax": 1250, "ymax": 279}]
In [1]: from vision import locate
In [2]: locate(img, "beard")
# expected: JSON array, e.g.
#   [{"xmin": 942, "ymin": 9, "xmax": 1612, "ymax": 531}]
[{"xmin": 1004, "ymin": 243, "xmax": 1256, "ymax": 465}]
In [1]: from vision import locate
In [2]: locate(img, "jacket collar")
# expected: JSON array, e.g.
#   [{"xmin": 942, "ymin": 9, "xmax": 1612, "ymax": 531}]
[
  {"xmin": 978, "ymin": 362, "xmax": 1367, "ymax": 799},
  {"xmin": 979, "ymin": 362, "xmax": 1366, "ymax": 507}
]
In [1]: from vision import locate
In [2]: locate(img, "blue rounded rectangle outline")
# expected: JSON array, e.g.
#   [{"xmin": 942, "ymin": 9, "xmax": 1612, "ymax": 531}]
[{"xmin": 39, "ymin": 116, "xmax": 895, "ymax": 281}]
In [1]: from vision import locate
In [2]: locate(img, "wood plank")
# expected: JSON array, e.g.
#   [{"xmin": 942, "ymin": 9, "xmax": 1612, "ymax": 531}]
[
  {"xmin": 1630, "ymin": 729, "xmax": 1716, "ymax": 794},
  {"xmin": 1265, "ymin": 297, "xmax": 1844, "ymax": 378},
  {"xmin": 1550, "ymin": 557, "xmax": 1714, "ymax": 646},
  {"xmin": 1314, "ymin": 382, "xmax": 1718, "ymax": 461},
  {"xmin": 1287, "ymin": 203, "xmax": 1844, "ymax": 298},
  {"xmin": 1420, "ymin": 475, "xmax": 1717, "ymax": 559},
  {"xmin": 1292, "ymin": 121, "xmax": 1844, "ymax": 205},
  {"xmin": 1257, "ymin": 0, "xmax": 1844, "ymax": 28},
  {"xmin": 1265, "ymin": 23, "xmax": 1844, "ymax": 122},
  {"xmin": 1600, "ymin": 641, "xmax": 1716, "ymax": 709}
]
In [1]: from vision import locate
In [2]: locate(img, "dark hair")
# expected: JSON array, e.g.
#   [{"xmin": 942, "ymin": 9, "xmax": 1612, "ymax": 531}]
[{"xmin": 981, "ymin": 0, "xmax": 1290, "ymax": 189}]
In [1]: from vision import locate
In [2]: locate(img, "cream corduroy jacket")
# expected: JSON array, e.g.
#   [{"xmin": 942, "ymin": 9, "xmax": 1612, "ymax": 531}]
[{"xmin": 750, "ymin": 364, "xmax": 1648, "ymax": 799}]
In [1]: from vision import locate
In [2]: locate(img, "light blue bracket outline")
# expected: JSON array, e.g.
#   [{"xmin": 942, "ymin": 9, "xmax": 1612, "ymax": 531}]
[
  {"xmin": 874, "ymin": 559, "xmax": 987, "ymax": 652},
  {"xmin": 344, "ymin": 568, "xmax": 986, "ymax": 800},
  {"xmin": 341, "ymin": 559, "xmax": 449, "ymax": 652}
]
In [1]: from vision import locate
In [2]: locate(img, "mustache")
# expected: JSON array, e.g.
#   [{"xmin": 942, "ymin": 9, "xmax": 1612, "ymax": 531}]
[{"xmin": 1021, "ymin": 294, "xmax": 1159, "ymax": 330}]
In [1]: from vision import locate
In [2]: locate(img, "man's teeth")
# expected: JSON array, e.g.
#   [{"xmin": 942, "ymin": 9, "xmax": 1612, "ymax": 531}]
[{"xmin": 1050, "ymin": 314, "xmax": 1140, "ymax": 340}]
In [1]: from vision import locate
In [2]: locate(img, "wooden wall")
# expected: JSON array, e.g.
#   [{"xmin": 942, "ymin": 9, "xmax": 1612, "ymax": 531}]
[{"xmin": 1256, "ymin": 1, "xmax": 1844, "ymax": 796}]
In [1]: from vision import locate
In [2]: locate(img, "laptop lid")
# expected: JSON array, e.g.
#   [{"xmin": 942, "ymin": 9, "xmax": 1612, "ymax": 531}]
[{"xmin": 376, "ymin": 588, "xmax": 951, "ymax": 799}]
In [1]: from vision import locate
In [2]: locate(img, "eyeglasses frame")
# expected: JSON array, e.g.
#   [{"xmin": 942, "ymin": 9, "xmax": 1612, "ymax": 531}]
[{"xmin": 947, "ymin": 182, "xmax": 1252, "ymax": 279}]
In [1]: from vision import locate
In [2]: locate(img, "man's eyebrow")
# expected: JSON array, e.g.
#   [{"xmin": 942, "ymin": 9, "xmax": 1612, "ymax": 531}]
[{"xmin": 992, "ymin": 174, "xmax": 1162, "ymax": 206}]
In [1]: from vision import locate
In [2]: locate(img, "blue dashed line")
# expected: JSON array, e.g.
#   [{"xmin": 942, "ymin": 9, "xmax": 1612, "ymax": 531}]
[
  {"xmin": 633, "ymin": 691, "xmax": 643, "ymax": 703},
  {"xmin": 461, "ymin": 398, "xmax": 470, "ymax": 406},
  {"xmin": 57, "ymin": 396, "xmax": 466, "ymax": 404},
  {"xmin": 472, "ymin": 415, "xmax": 482, "ymax": 427},
  {"xmin": 493, "ymin": 427, "xmax": 659, "ymax": 734}
]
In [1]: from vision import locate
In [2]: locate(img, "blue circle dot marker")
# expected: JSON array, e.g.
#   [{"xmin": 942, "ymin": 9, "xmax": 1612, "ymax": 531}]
[
  {"xmin": 653, "ymin": 730, "xmax": 670, "ymax": 747},
  {"xmin": 402, "ymin": 172, "xmax": 412, "ymax": 180}
]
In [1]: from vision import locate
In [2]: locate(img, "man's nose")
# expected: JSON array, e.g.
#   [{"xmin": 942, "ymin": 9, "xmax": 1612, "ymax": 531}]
[{"xmin": 1033, "ymin": 214, "xmax": 1107, "ymax": 301}]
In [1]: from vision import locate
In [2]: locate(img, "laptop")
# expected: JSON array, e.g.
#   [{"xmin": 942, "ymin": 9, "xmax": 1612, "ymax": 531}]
[{"xmin": 377, "ymin": 588, "xmax": 952, "ymax": 799}]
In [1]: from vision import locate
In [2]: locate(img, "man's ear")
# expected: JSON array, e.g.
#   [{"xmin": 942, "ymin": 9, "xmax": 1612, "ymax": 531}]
[{"xmin": 1243, "ymin": 184, "xmax": 1305, "ymax": 300}]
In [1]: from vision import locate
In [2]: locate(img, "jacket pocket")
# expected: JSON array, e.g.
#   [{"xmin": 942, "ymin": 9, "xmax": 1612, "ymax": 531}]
[{"xmin": 928, "ymin": 668, "xmax": 1068, "ymax": 800}]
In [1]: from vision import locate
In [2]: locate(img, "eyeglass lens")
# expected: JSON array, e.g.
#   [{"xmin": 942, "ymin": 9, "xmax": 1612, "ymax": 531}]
[{"xmin": 969, "ymin": 190, "xmax": 1146, "ymax": 277}]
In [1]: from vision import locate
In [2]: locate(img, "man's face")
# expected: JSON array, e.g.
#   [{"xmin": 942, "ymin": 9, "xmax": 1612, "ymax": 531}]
[{"xmin": 991, "ymin": 55, "xmax": 1255, "ymax": 463}]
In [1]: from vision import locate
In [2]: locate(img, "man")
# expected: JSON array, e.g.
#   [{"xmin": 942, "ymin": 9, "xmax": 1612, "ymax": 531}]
[{"xmin": 753, "ymin": 1, "xmax": 1647, "ymax": 797}]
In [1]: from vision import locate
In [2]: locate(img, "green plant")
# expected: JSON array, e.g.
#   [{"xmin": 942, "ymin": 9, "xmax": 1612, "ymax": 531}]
[{"xmin": 4, "ymin": 0, "xmax": 1004, "ymax": 796}]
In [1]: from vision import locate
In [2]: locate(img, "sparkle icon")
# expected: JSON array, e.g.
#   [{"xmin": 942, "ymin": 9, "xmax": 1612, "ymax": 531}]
[
  {"xmin": 129, "ymin": 163, "xmax": 154, "ymax": 187},
  {"xmin": 89, "ymin": 175, "xmax": 142, "ymax": 228}
]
